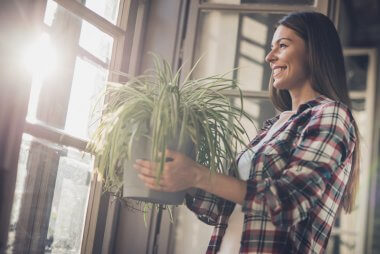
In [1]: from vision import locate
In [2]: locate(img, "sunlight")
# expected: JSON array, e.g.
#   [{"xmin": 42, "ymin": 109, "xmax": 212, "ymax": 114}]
[
  {"xmin": 65, "ymin": 57, "xmax": 108, "ymax": 139},
  {"xmin": 23, "ymin": 33, "xmax": 58, "ymax": 120},
  {"xmin": 23, "ymin": 33, "xmax": 58, "ymax": 80}
]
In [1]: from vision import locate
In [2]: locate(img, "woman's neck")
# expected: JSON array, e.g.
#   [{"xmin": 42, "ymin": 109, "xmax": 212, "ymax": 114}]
[{"xmin": 289, "ymin": 83, "xmax": 320, "ymax": 111}]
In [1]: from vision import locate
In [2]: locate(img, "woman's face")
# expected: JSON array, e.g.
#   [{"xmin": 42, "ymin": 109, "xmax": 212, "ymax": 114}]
[{"xmin": 265, "ymin": 25, "xmax": 311, "ymax": 91}]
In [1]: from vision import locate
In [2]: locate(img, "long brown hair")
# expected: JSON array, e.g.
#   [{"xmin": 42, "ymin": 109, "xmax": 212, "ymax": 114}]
[{"xmin": 269, "ymin": 12, "xmax": 360, "ymax": 213}]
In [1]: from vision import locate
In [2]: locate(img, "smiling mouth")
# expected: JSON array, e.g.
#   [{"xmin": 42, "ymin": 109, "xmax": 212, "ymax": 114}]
[{"xmin": 273, "ymin": 66, "xmax": 287, "ymax": 78}]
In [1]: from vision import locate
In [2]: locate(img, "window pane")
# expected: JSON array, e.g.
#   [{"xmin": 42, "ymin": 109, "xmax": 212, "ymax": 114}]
[
  {"xmin": 43, "ymin": 0, "xmax": 114, "ymax": 65},
  {"xmin": 46, "ymin": 147, "xmax": 93, "ymax": 253},
  {"xmin": 6, "ymin": 135, "xmax": 31, "ymax": 252},
  {"xmin": 44, "ymin": 0, "xmax": 120, "ymax": 26},
  {"xmin": 44, "ymin": 0, "xmax": 58, "ymax": 26},
  {"xmin": 345, "ymin": 55, "xmax": 368, "ymax": 91},
  {"xmin": 7, "ymin": 135, "xmax": 94, "ymax": 253},
  {"xmin": 79, "ymin": 20, "xmax": 114, "ymax": 64},
  {"xmin": 194, "ymin": 11, "xmax": 284, "ymax": 92},
  {"xmin": 26, "ymin": 32, "xmax": 57, "ymax": 120},
  {"xmin": 84, "ymin": 0, "xmax": 121, "ymax": 25},
  {"xmin": 202, "ymin": 0, "xmax": 315, "ymax": 4},
  {"xmin": 28, "ymin": 1, "xmax": 112, "ymax": 135},
  {"xmin": 64, "ymin": 57, "xmax": 108, "ymax": 139},
  {"xmin": 351, "ymin": 98, "xmax": 365, "ymax": 112}
]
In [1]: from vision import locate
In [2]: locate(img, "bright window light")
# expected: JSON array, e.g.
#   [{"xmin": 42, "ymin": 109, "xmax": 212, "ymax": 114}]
[
  {"xmin": 23, "ymin": 32, "xmax": 58, "ymax": 120},
  {"xmin": 23, "ymin": 33, "xmax": 58, "ymax": 80}
]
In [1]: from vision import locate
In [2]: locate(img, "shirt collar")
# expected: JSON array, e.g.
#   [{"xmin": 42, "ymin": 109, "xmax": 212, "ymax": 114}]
[
  {"xmin": 295, "ymin": 94, "xmax": 332, "ymax": 114},
  {"xmin": 263, "ymin": 95, "xmax": 333, "ymax": 131}
]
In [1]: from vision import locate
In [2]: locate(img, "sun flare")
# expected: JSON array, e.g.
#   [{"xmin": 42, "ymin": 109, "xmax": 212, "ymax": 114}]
[{"xmin": 23, "ymin": 33, "xmax": 58, "ymax": 80}]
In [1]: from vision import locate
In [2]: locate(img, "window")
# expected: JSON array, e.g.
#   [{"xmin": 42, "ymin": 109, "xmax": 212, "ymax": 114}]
[{"xmin": 6, "ymin": 0, "xmax": 133, "ymax": 253}]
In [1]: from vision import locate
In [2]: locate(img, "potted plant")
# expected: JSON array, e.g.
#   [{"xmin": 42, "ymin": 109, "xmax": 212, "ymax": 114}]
[{"xmin": 86, "ymin": 55, "xmax": 252, "ymax": 205}]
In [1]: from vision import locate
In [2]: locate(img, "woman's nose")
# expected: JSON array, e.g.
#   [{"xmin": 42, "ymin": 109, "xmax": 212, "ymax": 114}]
[{"xmin": 265, "ymin": 49, "xmax": 277, "ymax": 63}]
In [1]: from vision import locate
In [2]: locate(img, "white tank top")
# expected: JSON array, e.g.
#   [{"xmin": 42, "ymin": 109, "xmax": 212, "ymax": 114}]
[{"xmin": 218, "ymin": 110, "xmax": 294, "ymax": 253}]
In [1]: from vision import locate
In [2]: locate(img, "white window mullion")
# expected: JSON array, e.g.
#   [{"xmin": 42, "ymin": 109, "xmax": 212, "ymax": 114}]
[{"xmin": 54, "ymin": 0, "xmax": 125, "ymax": 38}]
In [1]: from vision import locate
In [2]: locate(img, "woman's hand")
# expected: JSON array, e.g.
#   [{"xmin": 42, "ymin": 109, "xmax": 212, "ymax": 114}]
[
  {"xmin": 134, "ymin": 149, "xmax": 247, "ymax": 205},
  {"xmin": 133, "ymin": 149, "xmax": 203, "ymax": 192}
]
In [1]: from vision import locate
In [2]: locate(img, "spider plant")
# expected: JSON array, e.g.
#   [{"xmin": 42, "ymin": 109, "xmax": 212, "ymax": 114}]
[{"xmin": 87, "ymin": 55, "xmax": 253, "ymax": 204}]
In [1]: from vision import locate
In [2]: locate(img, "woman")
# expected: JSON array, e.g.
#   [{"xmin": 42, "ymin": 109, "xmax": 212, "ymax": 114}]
[{"xmin": 134, "ymin": 12, "xmax": 360, "ymax": 253}]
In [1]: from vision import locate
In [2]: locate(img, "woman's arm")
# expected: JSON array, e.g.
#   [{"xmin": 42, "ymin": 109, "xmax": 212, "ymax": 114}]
[
  {"xmin": 194, "ymin": 165, "xmax": 247, "ymax": 205},
  {"xmin": 133, "ymin": 149, "xmax": 247, "ymax": 205}
]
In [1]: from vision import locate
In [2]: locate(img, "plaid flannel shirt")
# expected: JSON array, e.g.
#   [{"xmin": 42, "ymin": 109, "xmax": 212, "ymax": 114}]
[{"xmin": 186, "ymin": 95, "xmax": 357, "ymax": 254}]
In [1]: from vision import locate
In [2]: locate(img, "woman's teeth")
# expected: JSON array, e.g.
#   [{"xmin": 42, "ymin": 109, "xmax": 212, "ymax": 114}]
[{"xmin": 273, "ymin": 67, "xmax": 286, "ymax": 76}]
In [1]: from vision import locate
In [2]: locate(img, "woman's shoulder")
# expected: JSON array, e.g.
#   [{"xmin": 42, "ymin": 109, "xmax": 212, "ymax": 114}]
[
  {"xmin": 300, "ymin": 97, "xmax": 357, "ymax": 142},
  {"xmin": 309, "ymin": 96, "xmax": 354, "ymax": 124}
]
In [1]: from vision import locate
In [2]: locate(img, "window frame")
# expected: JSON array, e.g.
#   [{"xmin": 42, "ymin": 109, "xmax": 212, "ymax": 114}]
[{"xmin": 15, "ymin": 0, "xmax": 139, "ymax": 253}]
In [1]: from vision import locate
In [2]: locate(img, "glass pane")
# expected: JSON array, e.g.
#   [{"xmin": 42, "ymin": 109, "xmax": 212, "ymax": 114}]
[
  {"xmin": 194, "ymin": 11, "xmax": 284, "ymax": 91},
  {"xmin": 28, "ymin": 0, "xmax": 111, "ymax": 134},
  {"xmin": 351, "ymin": 98, "xmax": 365, "ymax": 112},
  {"xmin": 44, "ymin": 0, "xmax": 58, "ymax": 26},
  {"xmin": 64, "ymin": 57, "xmax": 108, "ymax": 139},
  {"xmin": 79, "ymin": 20, "xmax": 114, "ymax": 64},
  {"xmin": 203, "ymin": 0, "xmax": 315, "ymax": 5},
  {"xmin": 44, "ymin": 0, "xmax": 120, "ymax": 26},
  {"xmin": 7, "ymin": 135, "xmax": 94, "ymax": 253},
  {"xmin": 84, "ymin": 0, "xmax": 120, "ymax": 25},
  {"xmin": 43, "ymin": 0, "xmax": 114, "ymax": 64},
  {"xmin": 46, "ymin": 147, "xmax": 93, "ymax": 253},
  {"xmin": 6, "ymin": 135, "xmax": 31, "ymax": 252},
  {"xmin": 26, "ymin": 32, "xmax": 58, "ymax": 121},
  {"xmin": 345, "ymin": 55, "xmax": 368, "ymax": 91}
]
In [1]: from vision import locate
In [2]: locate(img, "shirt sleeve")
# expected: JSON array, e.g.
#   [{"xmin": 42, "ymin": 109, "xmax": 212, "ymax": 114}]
[
  {"xmin": 185, "ymin": 188, "xmax": 222, "ymax": 225},
  {"xmin": 242, "ymin": 101, "xmax": 356, "ymax": 227},
  {"xmin": 185, "ymin": 172, "xmax": 236, "ymax": 226}
]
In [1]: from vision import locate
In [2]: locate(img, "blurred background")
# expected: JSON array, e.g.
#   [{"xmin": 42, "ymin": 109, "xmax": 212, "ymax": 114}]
[{"xmin": 1, "ymin": 0, "xmax": 380, "ymax": 253}]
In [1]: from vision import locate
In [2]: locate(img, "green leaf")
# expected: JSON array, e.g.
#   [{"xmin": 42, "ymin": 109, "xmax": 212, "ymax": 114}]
[{"xmin": 87, "ymin": 54, "xmax": 254, "ymax": 209}]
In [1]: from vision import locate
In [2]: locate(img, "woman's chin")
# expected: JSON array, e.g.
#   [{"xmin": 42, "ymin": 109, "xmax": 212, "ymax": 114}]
[{"xmin": 272, "ymin": 80, "xmax": 285, "ymax": 90}]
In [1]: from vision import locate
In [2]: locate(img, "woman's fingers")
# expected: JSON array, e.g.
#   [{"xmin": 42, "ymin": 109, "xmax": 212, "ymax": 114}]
[
  {"xmin": 138, "ymin": 173, "xmax": 160, "ymax": 186},
  {"xmin": 137, "ymin": 173, "xmax": 174, "ymax": 191},
  {"xmin": 134, "ymin": 159, "xmax": 168, "ymax": 189},
  {"xmin": 133, "ymin": 152, "xmax": 196, "ymax": 192},
  {"xmin": 134, "ymin": 159, "xmax": 158, "ymax": 174},
  {"xmin": 135, "ymin": 159, "xmax": 156, "ymax": 169},
  {"xmin": 134, "ymin": 165, "xmax": 152, "ymax": 177}
]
